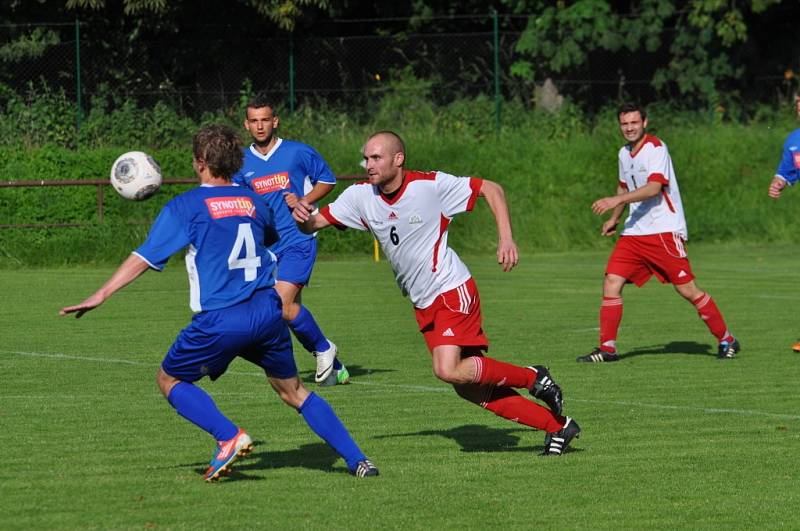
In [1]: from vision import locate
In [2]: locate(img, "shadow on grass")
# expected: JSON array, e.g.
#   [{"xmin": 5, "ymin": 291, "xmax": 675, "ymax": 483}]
[
  {"xmin": 299, "ymin": 364, "xmax": 395, "ymax": 384},
  {"xmin": 185, "ymin": 441, "xmax": 348, "ymax": 481},
  {"xmin": 375, "ymin": 423, "xmax": 584, "ymax": 455},
  {"xmin": 622, "ymin": 340, "xmax": 713, "ymax": 359}
]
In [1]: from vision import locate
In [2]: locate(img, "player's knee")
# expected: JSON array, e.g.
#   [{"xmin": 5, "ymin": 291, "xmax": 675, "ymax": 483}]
[{"xmin": 156, "ymin": 368, "xmax": 179, "ymax": 398}]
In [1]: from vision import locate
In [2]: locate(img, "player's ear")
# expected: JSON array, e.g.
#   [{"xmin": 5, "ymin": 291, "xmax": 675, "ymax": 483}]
[
  {"xmin": 394, "ymin": 151, "xmax": 404, "ymax": 167},
  {"xmin": 273, "ymin": 116, "xmax": 280, "ymax": 129}
]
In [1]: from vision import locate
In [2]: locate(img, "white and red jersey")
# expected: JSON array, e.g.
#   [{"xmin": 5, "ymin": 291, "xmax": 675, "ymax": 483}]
[
  {"xmin": 320, "ymin": 170, "xmax": 483, "ymax": 309},
  {"xmin": 617, "ymin": 134, "xmax": 687, "ymax": 239}
]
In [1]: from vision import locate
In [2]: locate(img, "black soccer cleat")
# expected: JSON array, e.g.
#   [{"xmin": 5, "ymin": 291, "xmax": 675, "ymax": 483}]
[
  {"xmin": 576, "ymin": 347, "xmax": 620, "ymax": 363},
  {"xmin": 717, "ymin": 338, "xmax": 740, "ymax": 359},
  {"xmin": 351, "ymin": 459, "xmax": 379, "ymax": 477},
  {"xmin": 542, "ymin": 417, "xmax": 581, "ymax": 456},
  {"xmin": 528, "ymin": 365, "xmax": 563, "ymax": 416}
]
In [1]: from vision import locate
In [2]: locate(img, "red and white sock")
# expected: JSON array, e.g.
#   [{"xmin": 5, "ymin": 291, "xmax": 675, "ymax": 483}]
[
  {"xmin": 471, "ymin": 356, "xmax": 535, "ymax": 389},
  {"xmin": 599, "ymin": 296, "xmax": 623, "ymax": 352},
  {"xmin": 692, "ymin": 293, "xmax": 734, "ymax": 343},
  {"xmin": 479, "ymin": 386, "xmax": 565, "ymax": 432}
]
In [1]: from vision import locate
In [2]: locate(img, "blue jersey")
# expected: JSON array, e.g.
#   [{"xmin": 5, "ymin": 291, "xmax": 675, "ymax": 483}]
[
  {"xmin": 776, "ymin": 128, "xmax": 800, "ymax": 185},
  {"xmin": 233, "ymin": 138, "xmax": 336, "ymax": 253},
  {"xmin": 134, "ymin": 185, "xmax": 278, "ymax": 312}
]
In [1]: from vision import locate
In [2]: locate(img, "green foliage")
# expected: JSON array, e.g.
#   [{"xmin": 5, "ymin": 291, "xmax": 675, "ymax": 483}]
[
  {"xmin": 0, "ymin": 27, "xmax": 59, "ymax": 62},
  {"xmin": 508, "ymin": 0, "xmax": 796, "ymax": 106}
]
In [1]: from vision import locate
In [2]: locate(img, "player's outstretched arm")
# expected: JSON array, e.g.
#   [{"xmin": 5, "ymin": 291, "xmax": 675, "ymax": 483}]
[
  {"xmin": 598, "ymin": 185, "xmax": 628, "ymax": 236},
  {"xmin": 284, "ymin": 183, "xmax": 335, "ymax": 210},
  {"xmin": 592, "ymin": 181, "xmax": 661, "ymax": 215},
  {"xmin": 479, "ymin": 179, "xmax": 519, "ymax": 272},
  {"xmin": 292, "ymin": 199, "xmax": 332, "ymax": 234},
  {"xmin": 59, "ymin": 254, "xmax": 151, "ymax": 318},
  {"xmin": 768, "ymin": 176, "xmax": 787, "ymax": 199}
]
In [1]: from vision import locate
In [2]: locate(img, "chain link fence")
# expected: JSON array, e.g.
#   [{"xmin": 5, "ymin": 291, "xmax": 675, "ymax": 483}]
[{"xmin": 1, "ymin": 15, "xmax": 794, "ymax": 122}]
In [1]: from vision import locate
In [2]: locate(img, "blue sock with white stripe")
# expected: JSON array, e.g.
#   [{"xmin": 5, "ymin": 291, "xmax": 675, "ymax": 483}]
[
  {"xmin": 167, "ymin": 381, "xmax": 238, "ymax": 441},
  {"xmin": 298, "ymin": 392, "xmax": 366, "ymax": 471}
]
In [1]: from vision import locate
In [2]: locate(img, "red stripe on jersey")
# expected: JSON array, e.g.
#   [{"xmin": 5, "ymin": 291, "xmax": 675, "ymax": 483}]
[
  {"xmin": 432, "ymin": 214, "xmax": 450, "ymax": 272},
  {"xmin": 319, "ymin": 205, "xmax": 347, "ymax": 230},
  {"xmin": 466, "ymin": 178, "xmax": 483, "ymax": 211},
  {"xmin": 647, "ymin": 173, "xmax": 668, "ymax": 185},
  {"xmin": 380, "ymin": 170, "xmax": 437, "ymax": 205},
  {"xmin": 661, "ymin": 190, "xmax": 676, "ymax": 212},
  {"xmin": 630, "ymin": 134, "xmax": 662, "ymax": 158},
  {"xmin": 619, "ymin": 181, "xmax": 629, "ymax": 190}
]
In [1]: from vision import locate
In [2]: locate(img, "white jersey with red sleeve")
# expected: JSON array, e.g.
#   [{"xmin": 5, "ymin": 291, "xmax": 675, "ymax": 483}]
[
  {"xmin": 617, "ymin": 134, "xmax": 688, "ymax": 239},
  {"xmin": 320, "ymin": 170, "xmax": 483, "ymax": 308}
]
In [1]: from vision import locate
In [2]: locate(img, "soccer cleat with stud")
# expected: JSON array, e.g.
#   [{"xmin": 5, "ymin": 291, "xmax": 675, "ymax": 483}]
[
  {"xmin": 204, "ymin": 428, "xmax": 253, "ymax": 482},
  {"xmin": 542, "ymin": 417, "xmax": 581, "ymax": 456},
  {"xmin": 350, "ymin": 459, "xmax": 379, "ymax": 477},
  {"xmin": 576, "ymin": 347, "xmax": 620, "ymax": 363},
  {"xmin": 717, "ymin": 338, "xmax": 740, "ymax": 359},
  {"xmin": 528, "ymin": 365, "xmax": 563, "ymax": 415},
  {"xmin": 313, "ymin": 340, "xmax": 338, "ymax": 383},
  {"xmin": 792, "ymin": 342, "xmax": 800, "ymax": 353}
]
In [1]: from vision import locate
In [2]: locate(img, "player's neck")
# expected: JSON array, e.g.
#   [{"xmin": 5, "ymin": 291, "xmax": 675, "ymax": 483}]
[
  {"xmin": 253, "ymin": 136, "xmax": 278, "ymax": 155},
  {"xmin": 629, "ymin": 133, "xmax": 647, "ymax": 152},
  {"xmin": 201, "ymin": 174, "xmax": 232, "ymax": 186},
  {"xmin": 379, "ymin": 170, "xmax": 405, "ymax": 195}
]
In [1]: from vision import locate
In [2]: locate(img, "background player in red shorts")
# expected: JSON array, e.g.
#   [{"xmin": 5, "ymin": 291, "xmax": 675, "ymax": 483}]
[
  {"xmin": 578, "ymin": 103, "xmax": 740, "ymax": 362},
  {"xmin": 293, "ymin": 130, "xmax": 581, "ymax": 456}
]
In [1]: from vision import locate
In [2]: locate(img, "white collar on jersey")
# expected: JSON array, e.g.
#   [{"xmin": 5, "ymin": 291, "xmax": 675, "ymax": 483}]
[{"xmin": 249, "ymin": 137, "xmax": 283, "ymax": 162}]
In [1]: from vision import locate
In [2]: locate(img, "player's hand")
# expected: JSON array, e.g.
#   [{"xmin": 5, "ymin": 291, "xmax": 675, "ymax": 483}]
[
  {"xmin": 592, "ymin": 196, "xmax": 620, "ymax": 215},
  {"xmin": 768, "ymin": 176, "xmax": 787, "ymax": 199},
  {"xmin": 283, "ymin": 192, "xmax": 299, "ymax": 209},
  {"xmin": 59, "ymin": 292, "xmax": 105, "ymax": 318},
  {"xmin": 497, "ymin": 238, "xmax": 519, "ymax": 272},
  {"xmin": 601, "ymin": 219, "xmax": 618, "ymax": 236},
  {"xmin": 291, "ymin": 199, "xmax": 314, "ymax": 223}
]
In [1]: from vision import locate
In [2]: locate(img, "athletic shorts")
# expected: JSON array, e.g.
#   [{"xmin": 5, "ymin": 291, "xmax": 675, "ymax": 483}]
[
  {"xmin": 162, "ymin": 288, "xmax": 297, "ymax": 382},
  {"xmin": 273, "ymin": 238, "xmax": 317, "ymax": 286},
  {"xmin": 414, "ymin": 277, "xmax": 489, "ymax": 352},
  {"xmin": 606, "ymin": 233, "xmax": 695, "ymax": 286}
]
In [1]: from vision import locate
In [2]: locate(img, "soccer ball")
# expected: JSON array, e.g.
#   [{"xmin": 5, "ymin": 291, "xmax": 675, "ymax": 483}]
[{"xmin": 110, "ymin": 151, "xmax": 162, "ymax": 201}]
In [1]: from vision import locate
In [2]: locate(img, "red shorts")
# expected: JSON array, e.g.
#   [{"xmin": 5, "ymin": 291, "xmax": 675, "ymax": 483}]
[
  {"xmin": 606, "ymin": 233, "xmax": 695, "ymax": 286},
  {"xmin": 414, "ymin": 277, "xmax": 489, "ymax": 352}
]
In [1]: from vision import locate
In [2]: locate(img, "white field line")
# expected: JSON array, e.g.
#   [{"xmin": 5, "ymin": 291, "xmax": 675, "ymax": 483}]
[{"xmin": 2, "ymin": 349, "xmax": 799, "ymax": 421}]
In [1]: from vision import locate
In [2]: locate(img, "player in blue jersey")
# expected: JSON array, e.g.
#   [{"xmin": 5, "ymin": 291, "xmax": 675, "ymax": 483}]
[
  {"xmin": 59, "ymin": 124, "xmax": 378, "ymax": 481},
  {"xmin": 235, "ymin": 94, "xmax": 347, "ymax": 386},
  {"xmin": 767, "ymin": 93, "xmax": 800, "ymax": 352}
]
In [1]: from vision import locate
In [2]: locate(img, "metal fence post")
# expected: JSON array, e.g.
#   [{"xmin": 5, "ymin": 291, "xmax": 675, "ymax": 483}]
[
  {"xmin": 492, "ymin": 9, "xmax": 501, "ymax": 138},
  {"xmin": 75, "ymin": 18, "xmax": 83, "ymax": 132}
]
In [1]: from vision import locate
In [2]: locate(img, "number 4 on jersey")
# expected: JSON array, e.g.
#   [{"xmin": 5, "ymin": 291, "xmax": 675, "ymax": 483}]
[{"xmin": 228, "ymin": 223, "xmax": 262, "ymax": 281}]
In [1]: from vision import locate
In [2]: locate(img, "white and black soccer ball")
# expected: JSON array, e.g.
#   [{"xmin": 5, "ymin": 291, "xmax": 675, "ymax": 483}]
[{"xmin": 110, "ymin": 151, "xmax": 162, "ymax": 201}]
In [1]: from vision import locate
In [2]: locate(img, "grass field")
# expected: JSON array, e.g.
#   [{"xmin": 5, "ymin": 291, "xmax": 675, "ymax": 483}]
[{"xmin": 2, "ymin": 244, "xmax": 799, "ymax": 529}]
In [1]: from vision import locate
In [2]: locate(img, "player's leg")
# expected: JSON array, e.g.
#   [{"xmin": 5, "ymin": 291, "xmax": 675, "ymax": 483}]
[
  {"xmin": 579, "ymin": 237, "xmax": 651, "ymax": 363},
  {"xmin": 431, "ymin": 346, "xmax": 563, "ymax": 415},
  {"xmin": 267, "ymin": 375, "xmax": 378, "ymax": 476},
  {"xmin": 674, "ymin": 279, "xmax": 739, "ymax": 358},
  {"xmin": 452, "ymin": 383, "xmax": 580, "ymax": 455},
  {"xmin": 159, "ymin": 312, "xmax": 253, "ymax": 481},
  {"xmin": 275, "ymin": 241, "xmax": 346, "ymax": 384}
]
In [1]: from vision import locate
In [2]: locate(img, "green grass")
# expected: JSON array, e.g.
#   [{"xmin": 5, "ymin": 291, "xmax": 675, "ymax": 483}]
[{"xmin": 2, "ymin": 244, "xmax": 799, "ymax": 529}]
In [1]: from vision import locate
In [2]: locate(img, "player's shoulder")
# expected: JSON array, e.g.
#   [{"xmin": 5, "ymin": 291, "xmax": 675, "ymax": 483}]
[
  {"xmin": 279, "ymin": 138, "xmax": 317, "ymax": 155},
  {"xmin": 785, "ymin": 128, "xmax": 800, "ymax": 145}
]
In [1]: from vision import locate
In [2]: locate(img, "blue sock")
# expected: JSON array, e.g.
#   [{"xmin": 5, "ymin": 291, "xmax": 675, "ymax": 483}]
[
  {"xmin": 298, "ymin": 392, "xmax": 366, "ymax": 471},
  {"xmin": 167, "ymin": 382, "xmax": 238, "ymax": 441},
  {"xmin": 288, "ymin": 305, "xmax": 331, "ymax": 353}
]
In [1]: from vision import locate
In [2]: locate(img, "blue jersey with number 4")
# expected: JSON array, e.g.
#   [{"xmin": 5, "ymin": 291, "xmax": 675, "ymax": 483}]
[
  {"xmin": 776, "ymin": 128, "xmax": 800, "ymax": 185},
  {"xmin": 134, "ymin": 185, "xmax": 277, "ymax": 312},
  {"xmin": 233, "ymin": 138, "xmax": 336, "ymax": 253}
]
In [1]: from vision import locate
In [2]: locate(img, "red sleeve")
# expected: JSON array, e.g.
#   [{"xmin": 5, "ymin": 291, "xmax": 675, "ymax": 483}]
[
  {"xmin": 647, "ymin": 173, "xmax": 668, "ymax": 186},
  {"xmin": 466, "ymin": 177, "xmax": 483, "ymax": 212},
  {"xmin": 319, "ymin": 205, "xmax": 347, "ymax": 230}
]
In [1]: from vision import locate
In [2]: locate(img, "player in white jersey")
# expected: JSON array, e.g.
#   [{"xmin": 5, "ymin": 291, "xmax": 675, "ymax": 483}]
[
  {"xmin": 293, "ymin": 130, "xmax": 582, "ymax": 457},
  {"xmin": 578, "ymin": 103, "xmax": 739, "ymax": 362}
]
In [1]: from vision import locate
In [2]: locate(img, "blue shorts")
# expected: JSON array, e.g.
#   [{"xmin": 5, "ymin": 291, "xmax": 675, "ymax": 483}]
[
  {"xmin": 162, "ymin": 288, "xmax": 297, "ymax": 381},
  {"xmin": 273, "ymin": 238, "xmax": 317, "ymax": 285}
]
